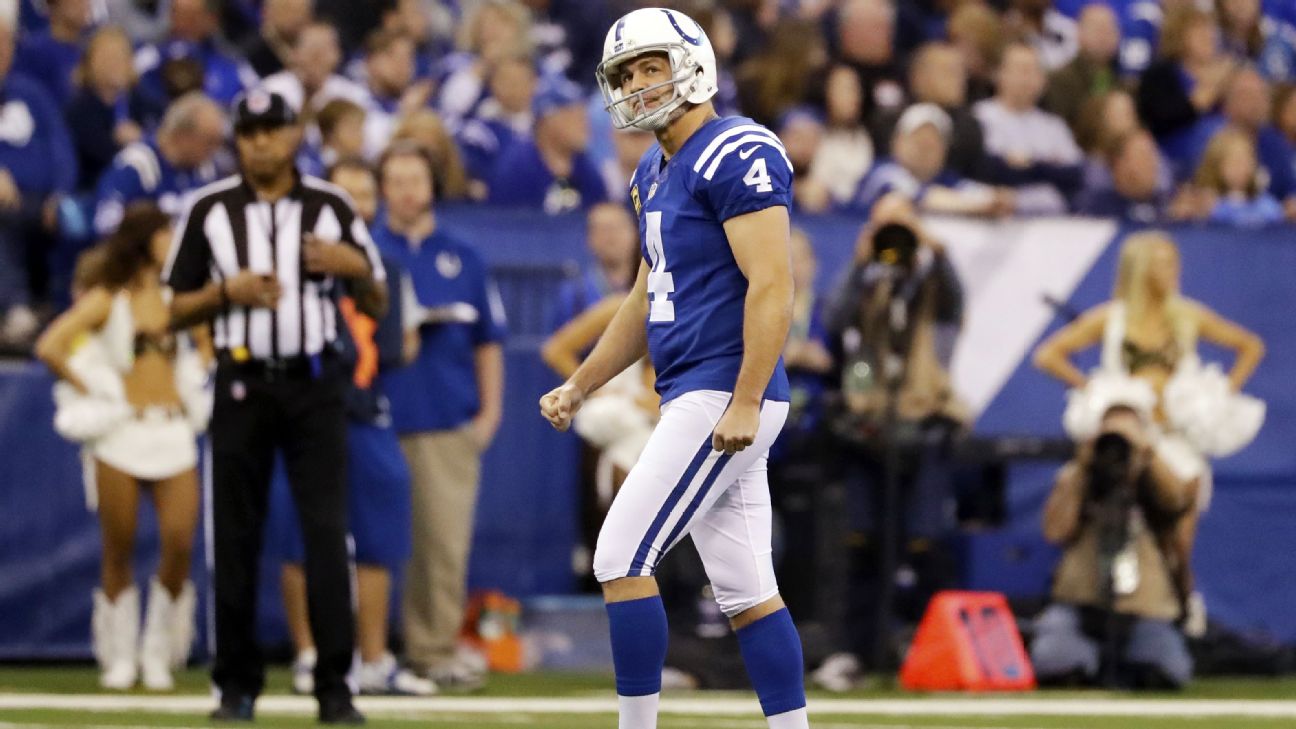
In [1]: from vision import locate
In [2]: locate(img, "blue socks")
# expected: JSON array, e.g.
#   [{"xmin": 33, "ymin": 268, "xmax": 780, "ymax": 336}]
[
  {"xmin": 736, "ymin": 608, "xmax": 807, "ymax": 717},
  {"xmin": 606, "ymin": 595, "xmax": 669, "ymax": 697}
]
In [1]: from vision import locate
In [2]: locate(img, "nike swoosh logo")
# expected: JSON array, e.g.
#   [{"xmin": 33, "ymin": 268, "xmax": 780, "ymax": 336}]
[{"xmin": 738, "ymin": 146, "xmax": 760, "ymax": 159}]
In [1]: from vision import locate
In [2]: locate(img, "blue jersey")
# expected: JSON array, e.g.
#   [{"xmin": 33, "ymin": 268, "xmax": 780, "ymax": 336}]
[
  {"xmin": 92, "ymin": 138, "xmax": 219, "ymax": 235},
  {"xmin": 629, "ymin": 116, "xmax": 792, "ymax": 405}
]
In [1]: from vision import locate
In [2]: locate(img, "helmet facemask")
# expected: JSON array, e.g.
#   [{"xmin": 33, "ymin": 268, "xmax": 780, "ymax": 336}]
[{"xmin": 597, "ymin": 44, "xmax": 701, "ymax": 131}]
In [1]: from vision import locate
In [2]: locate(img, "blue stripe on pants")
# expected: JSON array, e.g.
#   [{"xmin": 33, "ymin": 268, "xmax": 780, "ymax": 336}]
[
  {"xmin": 652, "ymin": 451, "xmax": 734, "ymax": 570},
  {"xmin": 627, "ymin": 436, "xmax": 715, "ymax": 576}
]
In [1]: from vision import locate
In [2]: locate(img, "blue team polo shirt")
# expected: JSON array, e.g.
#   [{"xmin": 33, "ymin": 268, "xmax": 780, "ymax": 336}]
[{"xmin": 373, "ymin": 219, "xmax": 507, "ymax": 434}]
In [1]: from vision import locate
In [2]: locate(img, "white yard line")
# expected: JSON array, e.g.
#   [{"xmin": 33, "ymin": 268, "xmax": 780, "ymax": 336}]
[{"xmin": 3, "ymin": 694, "xmax": 1296, "ymax": 719}]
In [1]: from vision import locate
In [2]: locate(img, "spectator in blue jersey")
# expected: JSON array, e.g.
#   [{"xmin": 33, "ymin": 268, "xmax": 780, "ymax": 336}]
[
  {"xmin": 1003, "ymin": 0, "xmax": 1079, "ymax": 72},
  {"xmin": 1118, "ymin": 0, "xmax": 1164, "ymax": 76},
  {"xmin": 852, "ymin": 103, "xmax": 1014, "ymax": 217},
  {"xmin": 92, "ymin": 93, "xmax": 225, "ymax": 236},
  {"xmin": 66, "ymin": 26, "xmax": 150, "ymax": 189},
  {"xmin": 974, "ymin": 43, "xmax": 1084, "ymax": 214},
  {"xmin": 1217, "ymin": 0, "xmax": 1296, "ymax": 82},
  {"xmin": 1190, "ymin": 126, "xmax": 1286, "ymax": 226},
  {"xmin": 242, "ymin": 0, "xmax": 314, "ymax": 78},
  {"xmin": 134, "ymin": 0, "xmax": 254, "ymax": 108},
  {"xmin": 1185, "ymin": 66, "xmax": 1296, "ymax": 202},
  {"xmin": 434, "ymin": 0, "xmax": 533, "ymax": 126},
  {"xmin": 487, "ymin": 77, "xmax": 608, "ymax": 213},
  {"xmin": 1136, "ymin": 5, "xmax": 1237, "ymax": 168},
  {"xmin": 457, "ymin": 52, "xmax": 536, "ymax": 185},
  {"xmin": 12, "ymin": 0, "xmax": 93, "ymax": 108},
  {"xmin": 377, "ymin": 0, "xmax": 457, "ymax": 81},
  {"xmin": 1077, "ymin": 128, "xmax": 1188, "ymax": 224},
  {"xmin": 373, "ymin": 142, "xmax": 505, "ymax": 689},
  {"xmin": 549, "ymin": 201, "xmax": 638, "ymax": 331},
  {"xmin": 0, "ymin": 15, "xmax": 80, "ymax": 346},
  {"xmin": 270, "ymin": 157, "xmax": 436, "ymax": 697}
]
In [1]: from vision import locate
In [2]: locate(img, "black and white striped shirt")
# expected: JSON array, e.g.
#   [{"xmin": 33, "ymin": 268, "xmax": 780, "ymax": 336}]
[{"xmin": 163, "ymin": 174, "xmax": 386, "ymax": 360}]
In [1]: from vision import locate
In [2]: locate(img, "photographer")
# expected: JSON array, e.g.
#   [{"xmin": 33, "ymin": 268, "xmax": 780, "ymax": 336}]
[
  {"xmin": 822, "ymin": 194, "xmax": 969, "ymax": 666},
  {"xmin": 1033, "ymin": 404, "xmax": 1198, "ymax": 689}
]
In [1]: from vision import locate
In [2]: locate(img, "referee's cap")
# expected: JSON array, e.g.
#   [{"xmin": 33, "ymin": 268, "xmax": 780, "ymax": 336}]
[{"xmin": 232, "ymin": 89, "xmax": 297, "ymax": 133}]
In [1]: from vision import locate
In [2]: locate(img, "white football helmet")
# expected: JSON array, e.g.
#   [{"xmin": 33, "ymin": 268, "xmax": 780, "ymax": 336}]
[{"xmin": 595, "ymin": 7, "xmax": 718, "ymax": 131}]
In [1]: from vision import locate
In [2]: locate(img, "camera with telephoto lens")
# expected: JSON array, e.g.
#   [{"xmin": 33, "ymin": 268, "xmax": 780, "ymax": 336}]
[
  {"xmin": 1087, "ymin": 430, "xmax": 1138, "ymax": 503},
  {"xmin": 871, "ymin": 222, "xmax": 920, "ymax": 271}
]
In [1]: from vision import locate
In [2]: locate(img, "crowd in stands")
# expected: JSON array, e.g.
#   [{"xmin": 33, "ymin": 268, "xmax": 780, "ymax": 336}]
[{"xmin": 3, "ymin": 0, "xmax": 1296, "ymax": 351}]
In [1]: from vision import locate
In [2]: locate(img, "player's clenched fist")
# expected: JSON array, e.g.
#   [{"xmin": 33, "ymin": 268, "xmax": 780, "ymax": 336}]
[
  {"xmin": 712, "ymin": 400, "xmax": 760, "ymax": 455},
  {"xmin": 539, "ymin": 382, "xmax": 585, "ymax": 432}
]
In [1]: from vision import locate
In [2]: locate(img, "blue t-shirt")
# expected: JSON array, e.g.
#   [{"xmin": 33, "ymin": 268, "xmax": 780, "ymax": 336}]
[
  {"xmin": 629, "ymin": 115, "xmax": 792, "ymax": 405},
  {"xmin": 0, "ymin": 73, "xmax": 77, "ymax": 197},
  {"xmin": 374, "ymin": 222, "xmax": 507, "ymax": 433},
  {"xmin": 486, "ymin": 138, "xmax": 609, "ymax": 214},
  {"xmin": 13, "ymin": 31, "xmax": 82, "ymax": 108},
  {"xmin": 93, "ymin": 138, "xmax": 219, "ymax": 235},
  {"xmin": 135, "ymin": 39, "xmax": 252, "ymax": 108}
]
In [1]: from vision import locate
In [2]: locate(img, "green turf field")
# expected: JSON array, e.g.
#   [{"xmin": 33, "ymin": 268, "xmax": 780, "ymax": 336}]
[{"xmin": 2, "ymin": 667, "xmax": 1295, "ymax": 728}]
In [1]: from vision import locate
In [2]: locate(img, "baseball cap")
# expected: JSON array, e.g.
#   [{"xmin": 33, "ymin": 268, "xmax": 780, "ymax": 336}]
[
  {"xmin": 894, "ymin": 102, "xmax": 952, "ymax": 142},
  {"xmin": 232, "ymin": 89, "xmax": 297, "ymax": 134},
  {"xmin": 532, "ymin": 78, "xmax": 586, "ymax": 120}
]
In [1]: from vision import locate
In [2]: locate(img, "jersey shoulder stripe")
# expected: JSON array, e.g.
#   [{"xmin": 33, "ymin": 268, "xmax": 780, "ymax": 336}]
[
  {"xmin": 700, "ymin": 132, "xmax": 792, "ymax": 181},
  {"xmin": 692, "ymin": 123, "xmax": 788, "ymax": 175}
]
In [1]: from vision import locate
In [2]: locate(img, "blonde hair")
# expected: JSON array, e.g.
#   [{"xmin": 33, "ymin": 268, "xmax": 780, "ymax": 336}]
[
  {"xmin": 1193, "ymin": 126, "xmax": 1260, "ymax": 196},
  {"xmin": 1158, "ymin": 5, "xmax": 1216, "ymax": 61},
  {"xmin": 1113, "ymin": 231, "xmax": 1197, "ymax": 349}
]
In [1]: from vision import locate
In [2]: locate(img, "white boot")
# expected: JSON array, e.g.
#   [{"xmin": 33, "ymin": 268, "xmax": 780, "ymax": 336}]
[
  {"xmin": 92, "ymin": 586, "xmax": 139, "ymax": 690},
  {"xmin": 140, "ymin": 577, "xmax": 192, "ymax": 690}
]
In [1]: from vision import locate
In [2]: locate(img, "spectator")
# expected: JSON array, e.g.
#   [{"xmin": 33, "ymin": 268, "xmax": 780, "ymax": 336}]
[
  {"xmin": 1191, "ymin": 126, "xmax": 1286, "ymax": 225},
  {"xmin": 242, "ymin": 0, "xmax": 314, "ymax": 78},
  {"xmin": 91, "ymin": 92, "xmax": 225, "ymax": 237},
  {"xmin": 1185, "ymin": 66, "xmax": 1296, "ymax": 200},
  {"xmin": 101, "ymin": 0, "xmax": 167, "ymax": 42},
  {"xmin": 1030, "ymin": 404, "xmax": 1198, "ymax": 688},
  {"xmin": 832, "ymin": 0, "xmax": 908, "ymax": 120},
  {"xmin": 874, "ymin": 42, "xmax": 986, "ymax": 181},
  {"xmin": 487, "ymin": 78, "xmax": 608, "ymax": 213},
  {"xmin": 974, "ymin": 43, "xmax": 1084, "ymax": 213},
  {"xmin": 736, "ymin": 19, "xmax": 829, "ymax": 127},
  {"xmin": 1074, "ymin": 89, "xmax": 1142, "ymax": 160},
  {"xmin": 810, "ymin": 65, "xmax": 875, "ymax": 210},
  {"xmin": 435, "ymin": 0, "xmax": 533, "ymax": 126},
  {"xmin": 853, "ymin": 103, "xmax": 1011, "ymax": 216},
  {"xmin": 1076, "ymin": 129, "xmax": 1182, "ymax": 225},
  {"xmin": 778, "ymin": 227, "xmax": 835, "ymax": 447},
  {"xmin": 13, "ymin": 0, "xmax": 93, "ymax": 107},
  {"xmin": 357, "ymin": 28, "xmax": 421, "ymax": 158},
  {"xmin": 1136, "ymin": 5, "xmax": 1235, "ymax": 166},
  {"xmin": 272, "ymin": 158, "xmax": 436, "ymax": 698},
  {"xmin": 259, "ymin": 21, "xmax": 370, "ymax": 126},
  {"xmin": 946, "ymin": 0, "xmax": 1007, "ymax": 103},
  {"xmin": 777, "ymin": 107, "xmax": 830, "ymax": 213},
  {"xmin": 1043, "ymin": 2, "xmax": 1123, "ymax": 130},
  {"xmin": 1005, "ymin": 0, "xmax": 1079, "ymax": 71},
  {"xmin": 134, "ymin": 0, "xmax": 255, "ymax": 107},
  {"xmin": 37, "ymin": 204, "xmax": 210, "ymax": 692},
  {"xmin": 373, "ymin": 142, "xmax": 505, "ymax": 690},
  {"xmin": 66, "ymin": 26, "xmax": 149, "ymax": 189},
  {"xmin": 391, "ymin": 109, "xmax": 472, "ymax": 201},
  {"xmin": 1274, "ymin": 82, "xmax": 1296, "ymax": 150},
  {"xmin": 457, "ymin": 52, "xmax": 537, "ymax": 185},
  {"xmin": 1217, "ymin": 0, "xmax": 1296, "ymax": 81},
  {"xmin": 298, "ymin": 98, "xmax": 366, "ymax": 177},
  {"xmin": 377, "ymin": 0, "xmax": 457, "ymax": 79},
  {"xmin": 599, "ymin": 127, "xmax": 655, "ymax": 203},
  {"xmin": 0, "ymin": 14, "xmax": 79, "ymax": 346},
  {"xmin": 696, "ymin": 3, "xmax": 741, "ymax": 116},
  {"xmin": 550, "ymin": 201, "xmax": 639, "ymax": 330}
]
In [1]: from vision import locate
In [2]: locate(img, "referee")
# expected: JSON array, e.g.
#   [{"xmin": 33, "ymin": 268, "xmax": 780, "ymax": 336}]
[{"xmin": 164, "ymin": 90, "xmax": 386, "ymax": 724}]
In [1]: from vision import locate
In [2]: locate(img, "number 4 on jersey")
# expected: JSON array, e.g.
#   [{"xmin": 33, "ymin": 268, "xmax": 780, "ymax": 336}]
[
  {"xmin": 743, "ymin": 156, "xmax": 773, "ymax": 193},
  {"xmin": 644, "ymin": 211, "xmax": 675, "ymax": 322}
]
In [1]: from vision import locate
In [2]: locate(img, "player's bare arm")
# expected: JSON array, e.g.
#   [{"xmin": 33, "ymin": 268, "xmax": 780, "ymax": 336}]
[
  {"xmin": 713, "ymin": 205, "xmax": 794, "ymax": 455},
  {"xmin": 539, "ymin": 261, "xmax": 650, "ymax": 431}
]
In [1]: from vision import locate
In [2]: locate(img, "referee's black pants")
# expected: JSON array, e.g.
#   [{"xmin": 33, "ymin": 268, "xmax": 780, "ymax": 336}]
[{"xmin": 209, "ymin": 355, "xmax": 354, "ymax": 703}]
